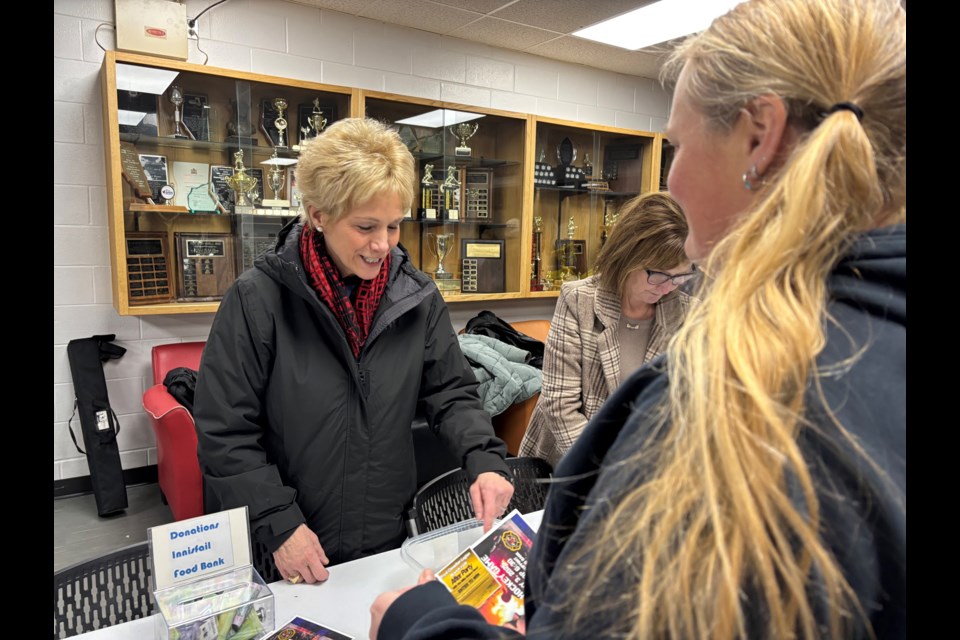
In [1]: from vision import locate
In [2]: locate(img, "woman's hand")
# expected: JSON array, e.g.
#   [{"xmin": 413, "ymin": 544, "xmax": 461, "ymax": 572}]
[
  {"xmin": 272, "ymin": 523, "xmax": 330, "ymax": 584},
  {"xmin": 470, "ymin": 472, "xmax": 515, "ymax": 532},
  {"xmin": 369, "ymin": 569, "xmax": 436, "ymax": 639}
]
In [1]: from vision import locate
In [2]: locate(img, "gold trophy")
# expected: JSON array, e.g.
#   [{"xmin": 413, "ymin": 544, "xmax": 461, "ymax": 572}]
[
  {"xmin": 449, "ymin": 122, "xmax": 479, "ymax": 157},
  {"xmin": 531, "ymin": 215, "xmax": 543, "ymax": 291},
  {"xmin": 226, "ymin": 150, "xmax": 258, "ymax": 212},
  {"xmin": 600, "ymin": 200, "xmax": 613, "ymax": 248},
  {"xmin": 427, "ymin": 232, "xmax": 455, "ymax": 280},
  {"xmin": 273, "ymin": 97, "xmax": 289, "ymax": 148},
  {"xmin": 419, "ymin": 164, "xmax": 438, "ymax": 220},
  {"xmin": 561, "ymin": 216, "xmax": 578, "ymax": 282},
  {"xmin": 308, "ymin": 98, "xmax": 328, "ymax": 136},
  {"xmin": 441, "ymin": 165, "xmax": 461, "ymax": 220}
]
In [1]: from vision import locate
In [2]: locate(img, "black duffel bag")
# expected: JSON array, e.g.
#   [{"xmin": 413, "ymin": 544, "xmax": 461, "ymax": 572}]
[{"xmin": 66, "ymin": 334, "xmax": 128, "ymax": 517}]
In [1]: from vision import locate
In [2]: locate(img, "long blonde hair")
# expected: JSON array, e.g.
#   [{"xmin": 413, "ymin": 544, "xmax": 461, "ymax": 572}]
[{"xmin": 567, "ymin": 0, "xmax": 906, "ymax": 637}]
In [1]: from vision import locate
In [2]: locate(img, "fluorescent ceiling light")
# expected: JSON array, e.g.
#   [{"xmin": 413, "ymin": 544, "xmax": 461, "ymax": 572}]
[
  {"xmin": 573, "ymin": 0, "xmax": 746, "ymax": 50},
  {"xmin": 118, "ymin": 110, "xmax": 147, "ymax": 126},
  {"xmin": 394, "ymin": 109, "xmax": 484, "ymax": 129},
  {"xmin": 116, "ymin": 63, "xmax": 180, "ymax": 95}
]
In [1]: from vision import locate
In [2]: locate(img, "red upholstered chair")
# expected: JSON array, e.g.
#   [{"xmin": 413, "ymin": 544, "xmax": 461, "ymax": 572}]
[{"xmin": 142, "ymin": 341, "xmax": 205, "ymax": 521}]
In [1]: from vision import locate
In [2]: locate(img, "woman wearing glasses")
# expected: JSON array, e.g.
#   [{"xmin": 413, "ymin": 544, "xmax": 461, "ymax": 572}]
[{"xmin": 518, "ymin": 191, "xmax": 697, "ymax": 468}]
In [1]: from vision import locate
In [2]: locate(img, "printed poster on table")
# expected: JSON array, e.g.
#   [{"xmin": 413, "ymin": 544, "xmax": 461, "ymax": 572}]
[
  {"xmin": 264, "ymin": 615, "xmax": 353, "ymax": 639},
  {"xmin": 435, "ymin": 509, "xmax": 535, "ymax": 627}
]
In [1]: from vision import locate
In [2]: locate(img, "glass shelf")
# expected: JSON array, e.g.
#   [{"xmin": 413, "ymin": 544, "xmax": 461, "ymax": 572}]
[
  {"xmin": 411, "ymin": 153, "xmax": 519, "ymax": 169},
  {"xmin": 535, "ymin": 185, "xmax": 640, "ymax": 198},
  {"xmin": 119, "ymin": 132, "xmax": 301, "ymax": 160},
  {"xmin": 402, "ymin": 219, "xmax": 514, "ymax": 228}
]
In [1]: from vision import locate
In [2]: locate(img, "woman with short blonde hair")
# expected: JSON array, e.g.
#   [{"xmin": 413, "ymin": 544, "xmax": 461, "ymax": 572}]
[
  {"xmin": 296, "ymin": 117, "xmax": 415, "ymax": 224},
  {"xmin": 196, "ymin": 118, "xmax": 513, "ymax": 588}
]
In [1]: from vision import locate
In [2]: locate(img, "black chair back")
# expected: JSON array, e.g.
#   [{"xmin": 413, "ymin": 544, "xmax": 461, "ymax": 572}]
[
  {"xmin": 407, "ymin": 456, "xmax": 553, "ymax": 536},
  {"xmin": 251, "ymin": 539, "xmax": 284, "ymax": 584},
  {"xmin": 54, "ymin": 542, "xmax": 154, "ymax": 638}
]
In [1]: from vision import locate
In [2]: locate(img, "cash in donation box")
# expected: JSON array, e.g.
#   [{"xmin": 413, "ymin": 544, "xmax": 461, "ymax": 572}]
[{"xmin": 149, "ymin": 507, "xmax": 275, "ymax": 639}]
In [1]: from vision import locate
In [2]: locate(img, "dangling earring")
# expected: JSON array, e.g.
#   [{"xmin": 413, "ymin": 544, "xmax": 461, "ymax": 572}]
[{"xmin": 742, "ymin": 165, "xmax": 762, "ymax": 190}]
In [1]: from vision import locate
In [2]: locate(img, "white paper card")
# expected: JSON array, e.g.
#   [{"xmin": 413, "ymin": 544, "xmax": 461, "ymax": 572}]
[{"xmin": 150, "ymin": 507, "xmax": 252, "ymax": 590}]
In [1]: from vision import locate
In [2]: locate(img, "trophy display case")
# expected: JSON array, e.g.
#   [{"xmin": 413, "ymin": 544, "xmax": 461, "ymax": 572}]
[
  {"xmin": 529, "ymin": 118, "xmax": 659, "ymax": 294},
  {"xmin": 101, "ymin": 51, "xmax": 352, "ymax": 315},
  {"xmin": 100, "ymin": 53, "xmax": 670, "ymax": 315},
  {"xmin": 362, "ymin": 93, "xmax": 528, "ymax": 300}
]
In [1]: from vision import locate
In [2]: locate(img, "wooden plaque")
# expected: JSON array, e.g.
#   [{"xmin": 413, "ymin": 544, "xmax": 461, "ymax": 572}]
[
  {"xmin": 463, "ymin": 169, "xmax": 493, "ymax": 220},
  {"xmin": 119, "ymin": 142, "xmax": 155, "ymax": 203},
  {"xmin": 175, "ymin": 233, "xmax": 237, "ymax": 301},
  {"xmin": 461, "ymin": 239, "xmax": 505, "ymax": 293},
  {"xmin": 125, "ymin": 232, "xmax": 174, "ymax": 305}
]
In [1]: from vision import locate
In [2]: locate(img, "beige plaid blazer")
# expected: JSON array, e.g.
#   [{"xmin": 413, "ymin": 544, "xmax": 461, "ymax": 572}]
[{"xmin": 519, "ymin": 276, "xmax": 694, "ymax": 468}]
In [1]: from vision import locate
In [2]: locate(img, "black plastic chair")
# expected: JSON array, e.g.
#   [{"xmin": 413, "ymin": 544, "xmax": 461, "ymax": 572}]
[
  {"xmin": 406, "ymin": 456, "xmax": 553, "ymax": 536},
  {"xmin": 251, "ymin": 539, "xmax": 284, "ymax": 585},
  {"xmin": 54, "ymin": 541, "xmax": 155, "ymax": 638}
]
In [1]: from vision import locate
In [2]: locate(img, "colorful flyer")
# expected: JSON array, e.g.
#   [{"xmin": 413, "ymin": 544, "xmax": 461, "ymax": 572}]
[
  {"xmin": 264, "ymin": 616, "xmax": 353, "ymax": 639},
  {"xmin": 435, "ymin": 510, "xmax": 535, "ymax": 627}
]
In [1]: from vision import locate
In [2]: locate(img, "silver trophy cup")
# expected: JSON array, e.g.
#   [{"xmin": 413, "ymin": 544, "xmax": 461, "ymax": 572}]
[{"xmin": 427, "ymin": 232, "xmax": 455, "ymax": 279}]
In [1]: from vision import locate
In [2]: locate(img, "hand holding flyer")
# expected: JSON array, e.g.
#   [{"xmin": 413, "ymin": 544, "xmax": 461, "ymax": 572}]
[{"xmin": 434, "ymin": 510, "xmax": 535, "ymax": 627}]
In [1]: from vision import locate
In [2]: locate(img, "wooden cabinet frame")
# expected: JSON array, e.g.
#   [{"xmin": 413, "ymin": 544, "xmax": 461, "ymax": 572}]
[{"xmin": 100, "ymin": 52, "xmax": 666, "ymax": 314}]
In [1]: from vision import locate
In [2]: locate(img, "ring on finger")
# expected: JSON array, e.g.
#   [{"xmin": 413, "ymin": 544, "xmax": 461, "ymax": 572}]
[{"xmin": 288, "ymin": 574, "xmax": 302, "ymax": 584}]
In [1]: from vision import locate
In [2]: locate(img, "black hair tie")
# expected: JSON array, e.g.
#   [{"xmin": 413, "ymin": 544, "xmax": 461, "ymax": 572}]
[{"xmin": 825, "ymin": 101, "xmax": 864, "ymax": 121}]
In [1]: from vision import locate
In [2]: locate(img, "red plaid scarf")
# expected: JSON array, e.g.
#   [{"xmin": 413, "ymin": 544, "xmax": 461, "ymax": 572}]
[{"xmin": 300, "ymin": 225, "xmax": 391, "ymax": 359}]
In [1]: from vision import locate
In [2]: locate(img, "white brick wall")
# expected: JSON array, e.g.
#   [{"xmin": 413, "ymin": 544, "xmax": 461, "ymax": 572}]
[{"xmin": 52, "ymin": 0, "xmax": 669, "ymax": 480}]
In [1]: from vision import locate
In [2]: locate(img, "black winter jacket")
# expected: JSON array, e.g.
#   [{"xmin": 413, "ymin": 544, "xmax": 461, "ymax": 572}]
[
  {"xmin": 194, "ymin": 221, "xmax": 509, "ymax": 564},
  {"xmin": 382, "ymin": 224, "xmax": 906, "ymax": 639}
]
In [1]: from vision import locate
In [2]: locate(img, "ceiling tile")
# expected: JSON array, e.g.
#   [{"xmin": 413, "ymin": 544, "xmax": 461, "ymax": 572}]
[
  {"xmin": 528, "ymin": 36, "xmax": 663, "ymax": 79},
  {"xmin": 359, "ymin": 0, "xmax": 482, "ymax": 34},
  {"xmin": 429, "ymin": 0, "xmax": 513, "ymax": 15},
  {"xmin": 281, "ymin": 0, "xmax": 676, "ymax": 78},
  {"xmin": 451, "ymin": 16, "xmax": 559, "ymax": 51},
  {"xmin": 491, "ymin": 0, "xmax": 657, "ymax": 34}
]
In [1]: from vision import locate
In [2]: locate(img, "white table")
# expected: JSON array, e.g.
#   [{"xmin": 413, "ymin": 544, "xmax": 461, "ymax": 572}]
[{"xmin": 75, "ymin": 511, "xmax": 543, "ymax": 640}]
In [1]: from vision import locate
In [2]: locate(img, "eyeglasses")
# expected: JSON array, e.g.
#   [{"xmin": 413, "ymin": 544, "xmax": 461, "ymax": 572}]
[{"xmin": 645, "ymin": 266, "xmax": 698, "ymax": 286}]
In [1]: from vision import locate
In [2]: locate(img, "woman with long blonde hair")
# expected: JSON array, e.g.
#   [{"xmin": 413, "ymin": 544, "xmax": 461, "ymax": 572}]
[{"xmin": 371, "ymin": 0, "xmax": 906, "ymax": 637}]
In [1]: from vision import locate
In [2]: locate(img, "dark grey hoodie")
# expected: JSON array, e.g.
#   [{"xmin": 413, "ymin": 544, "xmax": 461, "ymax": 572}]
[{"xmin": 383, "ymin": 224, "xmax": 906, "ymax": 640}]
